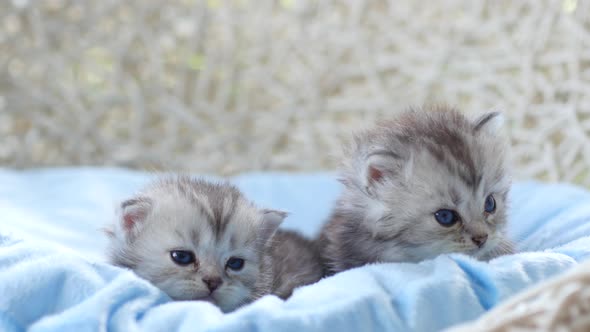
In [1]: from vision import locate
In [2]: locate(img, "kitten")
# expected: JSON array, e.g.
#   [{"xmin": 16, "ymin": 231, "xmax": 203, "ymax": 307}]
[
  {"xmin": 318, "ymin": 107, "xmax": 515, "ymax": 275},
  {"xmin": 105, "ymin": 176, "xmax": 322, "ymax": 312}
]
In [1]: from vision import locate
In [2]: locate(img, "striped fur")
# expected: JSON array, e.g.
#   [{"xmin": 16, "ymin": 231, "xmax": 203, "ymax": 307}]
[
  {"xmin": 319, "ymin": 106, "xmax": 515, "ymax": 275},
  {"xmin": 105, "ymin": 176, "xmax": 323, "ymax": 311}
]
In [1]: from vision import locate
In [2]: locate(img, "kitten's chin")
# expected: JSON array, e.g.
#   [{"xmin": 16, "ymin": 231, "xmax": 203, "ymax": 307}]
[
  {"xmin": 167, "ymin": 290, "xmax": 212, "ymax": 302},
  {"xmin": 194, "ymin": 294, "xmax": 240, "ymax": 312},
  {"xmin": 191, "ymin": 294, "xmax": 232, "ymax": 311},
  {"xmin": 172, "ymin": 288, "xmax": 248, "ymax": 312},
  {"xmin": 470, "ymin": 238, "xmax": 514, "ymax": 261},
  {"xmin": 195, "ymin": 295, "xmax": 216, "ymax": 304}
]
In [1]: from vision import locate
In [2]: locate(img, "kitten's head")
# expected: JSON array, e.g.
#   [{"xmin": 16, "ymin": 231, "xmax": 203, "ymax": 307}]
[
  {"xmin": 105, "ymin": 177, "xmax": 285, "ymax": 312},
  {"xmin": 340, "ymin": 107, "xmax": 511, "ymax": 261}
]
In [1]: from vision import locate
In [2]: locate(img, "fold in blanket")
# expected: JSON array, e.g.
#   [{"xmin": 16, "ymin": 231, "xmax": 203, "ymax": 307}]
[
  {"xmin": 1, "ymin": 169, "xmax": 590, "ymax": 331},
  {"xmin": 1, "ymin": 237, "xmax": 587, "ymax": 332}
]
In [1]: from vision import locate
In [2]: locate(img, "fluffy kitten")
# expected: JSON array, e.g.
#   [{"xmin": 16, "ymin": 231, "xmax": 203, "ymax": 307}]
[
  {"xmin": 318, "ymin": 107, "xmax": 515, "ymax": 275},
  {"xmin": 105, "ymin": 176, "xmax": 322, "ymax": 311}
]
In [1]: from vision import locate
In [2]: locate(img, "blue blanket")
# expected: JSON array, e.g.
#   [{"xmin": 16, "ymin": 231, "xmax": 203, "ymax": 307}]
[{"xmin": 1, "ymin": 168, "xmax": 590, "ymax": 331}]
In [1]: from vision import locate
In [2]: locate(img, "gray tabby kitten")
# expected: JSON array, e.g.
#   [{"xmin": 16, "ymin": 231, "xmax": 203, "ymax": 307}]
[
  {"xmin": 105, "ymin": 176, "xmax": 322, "ymax": 312},
  {"xmin": 318, "ymin": 107, "xmax": 515, "ymax": 275}
]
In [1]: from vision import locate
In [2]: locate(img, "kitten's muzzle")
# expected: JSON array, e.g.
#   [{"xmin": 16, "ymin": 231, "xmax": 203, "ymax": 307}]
[
  {"xmin": 471, "ymin": 234, "xmax": 488, "ymax": 248},
  {"xmin": 203, "ymin": 276, "xmax": 223, "ymax": 292}
]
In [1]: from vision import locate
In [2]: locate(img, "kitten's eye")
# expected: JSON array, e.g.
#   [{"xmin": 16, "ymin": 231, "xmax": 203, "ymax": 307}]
[
  {"xmin": 484, "ymin": 194, "xmax": 496, "ymax": 213},
  {"xmin": 170, "ymin": 250, "xmax": 195, "ymax": 266},
  {"xmin": 434, "ymin": 209, "xmax": 460, "ymax": 226},
  {"xmin": 226, "ymin": 257, "xmax": 245, "ymax": 271}
]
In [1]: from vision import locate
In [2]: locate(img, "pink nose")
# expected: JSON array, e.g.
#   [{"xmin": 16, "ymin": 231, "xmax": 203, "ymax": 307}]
[
  {"xmin": 202, "ymin": 276, "xmax": 223, "ymax": 292},
  {"xmin": 471, "ymin": 234, "xmax": 488, "ymax": 248}
]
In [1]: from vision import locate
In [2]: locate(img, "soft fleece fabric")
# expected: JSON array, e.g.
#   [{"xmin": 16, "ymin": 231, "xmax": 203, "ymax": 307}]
[{"xmin": 1, "ymin": 168, "xmax": 589, "ymax": 332}]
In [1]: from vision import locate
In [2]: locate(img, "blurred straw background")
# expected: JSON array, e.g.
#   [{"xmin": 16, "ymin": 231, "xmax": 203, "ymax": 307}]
[{"xmin": 1, "ymin": 0, "xmax": 590, "ymax": 185}]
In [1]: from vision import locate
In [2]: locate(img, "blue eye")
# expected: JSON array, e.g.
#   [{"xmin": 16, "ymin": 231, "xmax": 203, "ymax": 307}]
[
  {"xmin": 434, "ymin": 209, "xmax": 460, "ymax": 226},
  {"xmin": 485, "ymin": 194, "xmax": 496, "ymax": 213},
  {"xmin": 226, "ymin": 257, "xmax": 245, "ymax": 271},
  {"xmin": 170, "ymin": 250, "xmax": 195, "ymax": 266}
]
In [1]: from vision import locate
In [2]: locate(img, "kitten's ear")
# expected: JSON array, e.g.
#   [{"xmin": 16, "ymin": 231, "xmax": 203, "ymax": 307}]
[
  {"xmin": 119, "ymin": 197, "xmax": 152, "ymax": 238},
  {"xmin": 363, "ymin": 151, "xmax": 402, "ymax": 188},
  {"xmin": 258, "ymin": 209, "xmax": 287, "ymax": 243},
  {"xmin": 473, "ymin": 111, "xmax": 504, "ymax": 135}
]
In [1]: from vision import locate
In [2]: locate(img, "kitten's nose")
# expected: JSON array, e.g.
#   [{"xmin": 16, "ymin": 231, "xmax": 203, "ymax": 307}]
[
  {"xmin": 203, "ymin": 276, "xmax": 223, "ymax": 292},
  {"xmin": 471, "ymin": 234, "xmax": 488, "ymax": 248}
]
